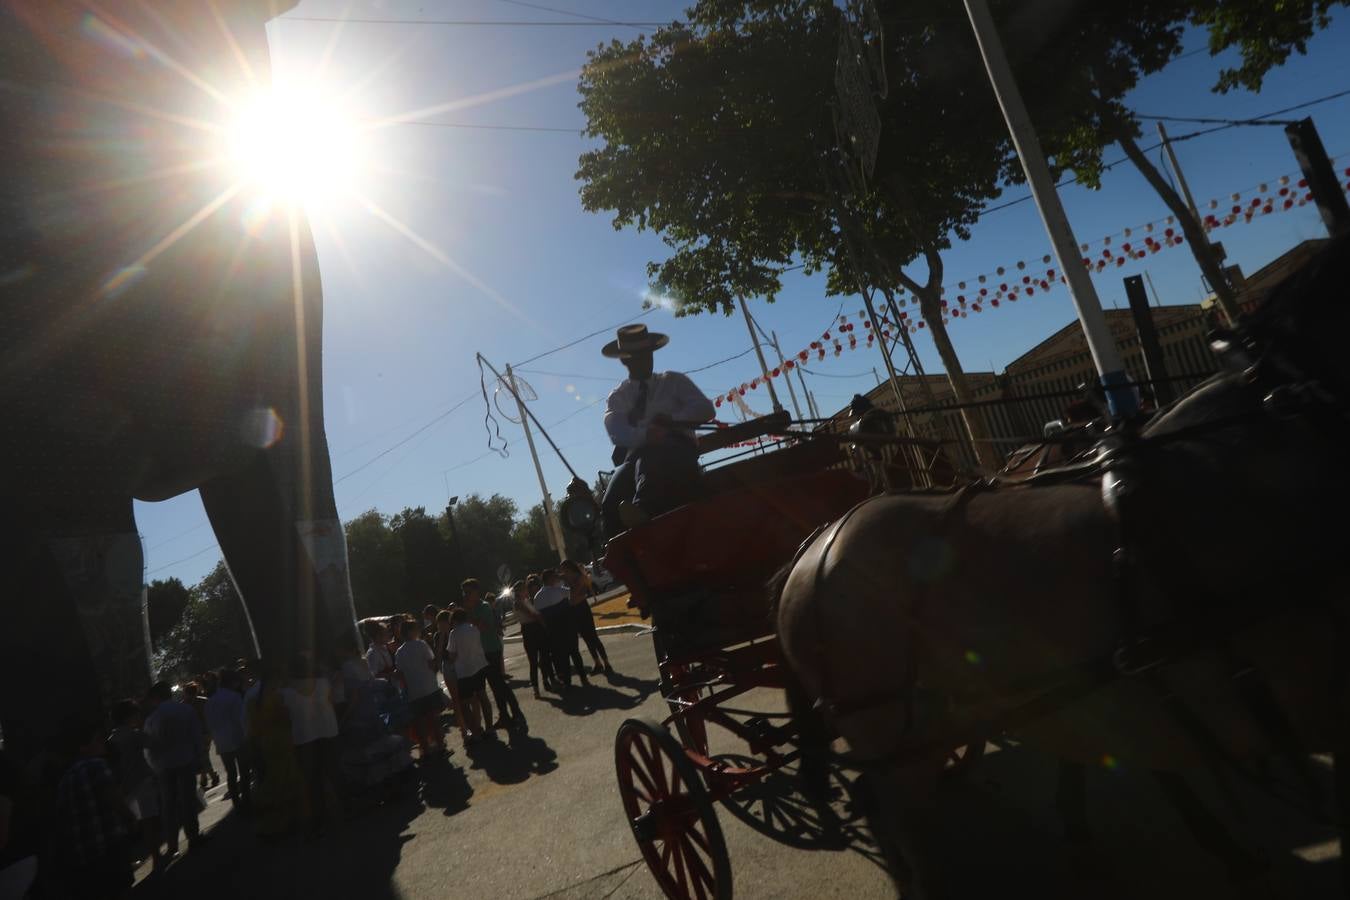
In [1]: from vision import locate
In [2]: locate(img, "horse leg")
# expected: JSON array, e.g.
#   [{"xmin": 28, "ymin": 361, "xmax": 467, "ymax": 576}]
[
  {"xmin": 862, "ymin": 758, "xmax": 948, "ymax": 900},
  {"xmin": 785, "ymin": 675, "xmax": 832, "ymax": 804},
  {"xmin": 1153, "ymin": 770, "xmax": 1270, "ymax": 896}
]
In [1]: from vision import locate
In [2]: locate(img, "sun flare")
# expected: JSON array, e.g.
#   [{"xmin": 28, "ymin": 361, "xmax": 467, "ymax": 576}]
[{"xmin": 225, "ymin": 85, "xmax": 367, "ymax": 210}]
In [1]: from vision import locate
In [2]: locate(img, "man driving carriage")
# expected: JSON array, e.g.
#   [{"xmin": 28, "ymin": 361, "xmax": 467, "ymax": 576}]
[{"xmin": 600, "ymin": 324, "xmax": 715, "ymax": 536}]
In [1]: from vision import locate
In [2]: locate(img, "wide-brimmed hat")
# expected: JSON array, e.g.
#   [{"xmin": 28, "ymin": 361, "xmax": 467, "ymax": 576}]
[{"xmin": 602, "ymin": 323, "xmax": 669, "ymax": 359}]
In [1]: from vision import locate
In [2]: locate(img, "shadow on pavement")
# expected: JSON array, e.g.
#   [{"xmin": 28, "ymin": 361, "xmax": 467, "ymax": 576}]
[
  {"xmin": 540, "ymin": 673, "xmax": 658, "ymax": 716},
  {"xmin": 463, "ymin": 730, "xmax": 559, "ymax": 785},
  {"xmin": 882, "ymin": 739, "xmax": 1337, "ymax": 900},
  {"xmin": 417, "ymin": 755, "xmax": 474, "ymax": 816},
  {"xmin": 715, "ymin": 754, "xmax": 889, "ymax": 874},
  {"xmin": 131, "ymin": 785, "xmax": 423, "ymax": 900}
]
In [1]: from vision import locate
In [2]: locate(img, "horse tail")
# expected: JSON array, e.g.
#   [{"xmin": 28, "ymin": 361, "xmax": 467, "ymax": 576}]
[{"xmin": 768, "ymin": 523, "xmax": 834, "ymax": 802}]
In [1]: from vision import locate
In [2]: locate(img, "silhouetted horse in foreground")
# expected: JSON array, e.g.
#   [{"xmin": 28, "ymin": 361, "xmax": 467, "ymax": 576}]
[{"xmin": 773, "ymin": 236, "xmax": 1350, "ymax": 899}]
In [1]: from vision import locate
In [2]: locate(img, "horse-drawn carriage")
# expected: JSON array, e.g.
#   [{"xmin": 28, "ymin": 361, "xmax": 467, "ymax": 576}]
[
  {"xmin": 601, "ymin": 409, "xmax": 958, "ymax": 900},
  {"xmin": 602, "ymin": 231, "xmax": 1350, "ymax": 900}
]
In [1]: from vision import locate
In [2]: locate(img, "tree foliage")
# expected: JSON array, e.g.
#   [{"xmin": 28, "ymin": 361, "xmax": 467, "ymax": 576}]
[
  {"xmin": 146, "ymin": 577, "xmax": 191, "ymax": 648},
  {"xmin": 153, "ymin": 562, "xmax": 254, "ymax": 680},
  {"xmin": 1195, "ymin": 0, "xmax": 1349, "ymax": 92}
]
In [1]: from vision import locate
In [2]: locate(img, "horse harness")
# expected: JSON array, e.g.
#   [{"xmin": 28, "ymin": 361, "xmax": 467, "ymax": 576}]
[{"xmin": 806, "ymin": 331, "xmax": 1350, "ymax": 777}]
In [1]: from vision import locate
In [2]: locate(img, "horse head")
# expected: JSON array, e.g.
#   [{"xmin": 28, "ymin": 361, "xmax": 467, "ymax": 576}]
[{"xmin": 1233, "ymin": 234, "xmax": 1350, "ymax": 408}]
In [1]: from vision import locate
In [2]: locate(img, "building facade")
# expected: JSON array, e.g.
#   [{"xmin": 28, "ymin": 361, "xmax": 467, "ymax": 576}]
[{"xmin": 822, "ymin": 239, "xmax": 1325, "ymax": 471}]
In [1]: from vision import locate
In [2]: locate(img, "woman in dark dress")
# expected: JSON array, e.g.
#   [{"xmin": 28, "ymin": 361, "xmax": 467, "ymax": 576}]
[{"xmin": 560, "ymin": 560, "xmax": 613, "ymax": 675}]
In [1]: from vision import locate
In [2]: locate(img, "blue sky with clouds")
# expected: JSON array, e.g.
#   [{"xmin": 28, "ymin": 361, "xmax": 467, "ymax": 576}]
[{"xmin": 136, "ymin": 0, "xmax": 1350, "ymax": 586}]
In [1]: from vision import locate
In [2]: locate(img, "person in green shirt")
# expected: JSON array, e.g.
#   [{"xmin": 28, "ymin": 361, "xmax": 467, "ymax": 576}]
[{"xmin": 462, "ymin": 579, "xmax": 524, "ymax": 731}]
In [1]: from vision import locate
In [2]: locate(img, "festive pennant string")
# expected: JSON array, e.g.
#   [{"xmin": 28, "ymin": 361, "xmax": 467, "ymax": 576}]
[{"xmin": 709, "ymin": 168, "xmax": 1350, "ymax": 409}]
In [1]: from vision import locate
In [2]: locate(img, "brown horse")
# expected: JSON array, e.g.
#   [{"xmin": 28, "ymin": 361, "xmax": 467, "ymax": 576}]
[{"xmin": 773, "ymin": 237, "xmax": 1350, "ymax": 898}]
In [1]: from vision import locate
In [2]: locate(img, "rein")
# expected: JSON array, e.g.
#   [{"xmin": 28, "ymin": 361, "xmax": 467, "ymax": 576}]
[{"xmin": 801, "ymin": 337, "xmax": 1349, "ymax": 778}]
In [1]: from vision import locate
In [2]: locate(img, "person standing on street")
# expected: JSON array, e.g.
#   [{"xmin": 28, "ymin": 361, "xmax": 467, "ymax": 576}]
[
  {"xmin": 534, "ymin": 569, "xmax": 588, "ymax": 691},
  {"xmin": 205, "ymin": 669, "xmax": 251, "ymax": 807},
  {"xmin": 52, "ymin": 719, "xmax": 135, "ymax": 898},
  {"xmin": 561, "ymin": 559, "xmax": 614, "ymax": 676},
  {"xmin": 394, "ymin": 621, "xmax": 447, "ymax": 758},
  {"xmin": 512, "ymin": 580, "xmax": 553, "ymax": 697},
  {"xmin": 463, "ymin": 579, "xmax": 524, "ymax": 730},
  {"xmin": 142, "ymin": 682, "xmax": 206, "ymax": 858}
]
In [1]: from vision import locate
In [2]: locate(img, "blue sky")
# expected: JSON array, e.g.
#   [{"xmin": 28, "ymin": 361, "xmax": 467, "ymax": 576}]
[{"xmin": 136, "ymin": 1, "xmax": 1350, "ymax": 586}]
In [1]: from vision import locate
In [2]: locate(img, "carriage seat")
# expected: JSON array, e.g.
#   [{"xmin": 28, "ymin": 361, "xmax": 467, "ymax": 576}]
[{"xmin": 603, "ymin": 467, "xmax": 871, "ymax": 653}]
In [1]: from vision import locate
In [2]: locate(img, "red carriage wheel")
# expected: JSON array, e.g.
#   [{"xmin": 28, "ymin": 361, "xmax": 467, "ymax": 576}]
[
  {"xmin": 661, "ymin": 662, "xmax": 711, "ymax": 758},
  {"xmin": 615, "ymin": 718, "xmax": 732, "ymax": 900},
  {"xmin": 942, "ymin": 740, "xmax": 987, "ymax": 779}
]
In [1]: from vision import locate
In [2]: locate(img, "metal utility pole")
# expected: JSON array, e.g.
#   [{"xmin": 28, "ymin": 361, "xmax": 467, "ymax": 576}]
[
  {"xmin": 506, "ymin": 364, "xmax": 567, "ymax": 562},
  {"xmin": 795, "ymin": 367, "xmax": 819, "ymax": 419},
  {"xmin": 738, "ymin": 296, "xmax": 783, "ymax": 413},
  {"xmin": 1123, "ymin": 276, "xmax": 1174, "ymax": 406},
  {"xmin": 768, "ymin": 330, "xmax": 804, "ymax": 420},
  {"xmin": 445, "ymin": 496, "xmax": 464, "ymax": 588},
  {"xmin": 1156, "ymin": 123, "xmax": 1205, "ymax": 228},
  {"xmin": 963, "ymin": 0, "xmax": 1135, "ymax": 418},
  {"xmin": 1286, "ymin": 117, "xmax": 1350, "ymax": 237}
]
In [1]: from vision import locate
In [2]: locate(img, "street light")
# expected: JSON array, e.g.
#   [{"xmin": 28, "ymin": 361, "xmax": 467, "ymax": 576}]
[{"xmin": 445, "ymin": 496, "xmax": 463, "ymax": 591}]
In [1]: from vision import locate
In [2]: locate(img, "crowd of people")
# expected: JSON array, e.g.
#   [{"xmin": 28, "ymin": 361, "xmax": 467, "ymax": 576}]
[
  {"xmin": 363, "ymin": 560, "xmax": 615, "ymax": 754},
  {"xmin": 0, "ymin": 559, "xmax": 615, "ymax": 899}
]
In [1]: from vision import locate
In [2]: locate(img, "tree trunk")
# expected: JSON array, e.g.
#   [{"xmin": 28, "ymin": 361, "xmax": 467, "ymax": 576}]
[
  {"xmin": 899, "ymin": 251, "xmax": 1003, "ymax": 472},
  {"xmin": 1115, "ymin": 130, "xmax": 1242, "ymax": 323}
]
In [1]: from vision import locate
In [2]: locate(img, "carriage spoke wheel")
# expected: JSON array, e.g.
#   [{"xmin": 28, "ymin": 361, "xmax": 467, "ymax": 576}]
[
  {"xmin": 942, "ymin": 741, "xmax": 986, "ymax": 780},
  {"xmin": 662, "ymin": 663, "xmax": 711, "ymax": 758},
  {"xmin": 616, "ymin": 718, "xmax": 732, "ymax": 900}
]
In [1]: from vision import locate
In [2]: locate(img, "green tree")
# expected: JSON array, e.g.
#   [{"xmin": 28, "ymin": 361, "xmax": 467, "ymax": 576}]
[
  {"xmin": 1196, "ymin": 0, "xmax": 1349, "ymax": 92},
  {"xmin": 577, "ymin": 1, "xmax": 1023, "ymax": 467},
  {"xmin": 511, "ymin": 503, "xmax": 560, "ymax": 577},
  {"xmin": 154, "ymin": 561, "xmax": 255, "ymax": 680},
  {"xmin": 344, "ymin": 509, "xmax": 406, "ymax": 619},
  {"xmin": 391, "ymin": 506, "xmax": 453, "ymax": 609},
  {"xmin": 982, "ymin": 1, "xmax": 1348, "ymax": 323},
  {"xmin": 442, "ymin": 493, "xmax": 519, "ymax": 591},
  {"xmin": 146, "ymin": 577, "xmax": 191, "ymax": 648}
]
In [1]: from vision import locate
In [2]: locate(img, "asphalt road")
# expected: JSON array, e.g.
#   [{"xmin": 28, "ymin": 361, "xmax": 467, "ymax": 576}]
[{"xmin": 132, "ymin": 631, "xmax": 1341, "ymax": 900}]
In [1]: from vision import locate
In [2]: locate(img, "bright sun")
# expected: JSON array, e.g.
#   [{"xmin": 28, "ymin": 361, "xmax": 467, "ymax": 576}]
[{"xmin": 226, "ymin": 85, "xmax": 367, "ymax": 210}]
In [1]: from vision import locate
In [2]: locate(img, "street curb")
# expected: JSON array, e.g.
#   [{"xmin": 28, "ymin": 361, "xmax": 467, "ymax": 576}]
[{"xmin": 504, "ymin": 622, "xmax": 651, "ymax": 644}]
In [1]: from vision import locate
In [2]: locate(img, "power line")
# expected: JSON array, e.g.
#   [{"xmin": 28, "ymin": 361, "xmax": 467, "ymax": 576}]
[
  {"xmin": 282, "ymin": 15, "xmax": 667, "ymax": 27},
  {"xmin": 516, "ymin": 368, "xmax": 616, "ymax": 381},
  {"xmin": 513, "ymin": 307, "xmax": 656, "ymax": 368},
  {"xmin": 983, "ymin": 87, "xmax": 1350, "ymax": 218},
  {"xmin": 1135, "ymin": 87, "xmax": 1350, "ymax": 127},
  {"xmin": 687, "ymin": 346, "xmax": 756, "ymax": 374},
  {"xmin": 491, "ymin": 0, "xmax": 652, "ymax": 31},
  {"xmin": 798, "ymin": 366, "xmax": 874, "ymax": 379},
  {"xmin": 392, "ymin": 120, "xmax": 580, "ymax": 134},
  {"xmin": 333, "ymin": 392, "xmax": 476, "ymax": 485}
]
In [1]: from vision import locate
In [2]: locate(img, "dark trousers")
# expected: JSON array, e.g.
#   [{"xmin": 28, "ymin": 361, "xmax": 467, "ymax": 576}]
[
  {"xmin": 601, "ymin": 438, "xmax": 702, "ymax": 537},
  {"xmin": 294, "ymin": 737, "xmax": 335, "ymax": 834},
  {"xmin": 157, "ymin": 765, "xmax": 200, "ymax": 849},
  {"xmin": 573, "ymin": 601, "xmax": 609, "ymax": 666},
  {"xmin": 521, "ymin": 621, "xmax": 554, "ymax": 690},
  {"xmin": 542, "ymin": 605, "xmax": 583, "ymax": 686},
  {"xmin": 220, "ymin": 750, "xmax": 251, "ymax": 803},
  {"xmin": 484, "ymin": 649, "xmax": 522, "ymax": 720}
]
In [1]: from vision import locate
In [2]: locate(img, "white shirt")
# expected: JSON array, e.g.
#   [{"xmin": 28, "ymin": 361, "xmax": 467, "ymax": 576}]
[
  {"xmin": 203, "ymin": 688, "xmax": 247, "ymax": 754},
  {"xmin": 604, "ymin": 371, "xmax": 715, "ymax": 450},
  {"xmin": 281, "ymin": 678, "xmax": 339, "ymax": 745},
  {"xmin": 366, "ymin": 643, "xmax": 395, "ymax": 678},
  {"xmin": 533, "ymin": 584, "xmax": 569, "ymax": 612},
  {"xmin": 446, "ymin": 624, "xmax": 489, "ymax": 679},
  {"xmin": 395, "ymin": 639, "xmax": 439, "ymax": 700}
]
